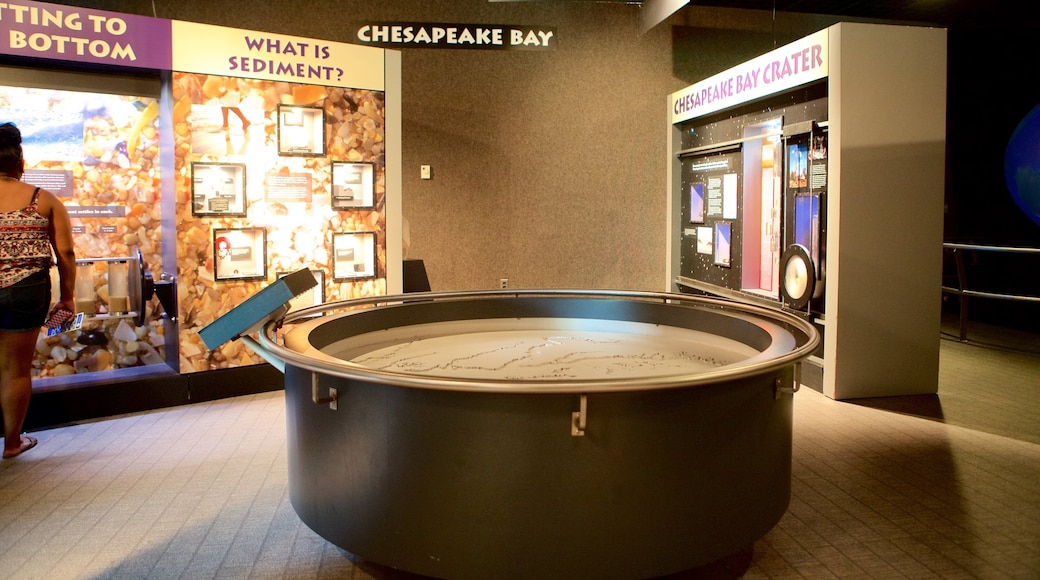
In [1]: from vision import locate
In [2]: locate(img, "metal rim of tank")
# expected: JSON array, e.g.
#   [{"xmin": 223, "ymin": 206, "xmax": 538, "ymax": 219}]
[{"xmin": 257, "ymin": 289, "xmax": 820, "ymax": 394}]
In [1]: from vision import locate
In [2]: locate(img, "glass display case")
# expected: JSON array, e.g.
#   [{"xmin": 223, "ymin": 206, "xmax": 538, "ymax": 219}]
[
  {"xmin": 675, "ymin": 87, "xmax": 828, "ymax": 313},
  {"xmin": 0, "ymin": 66, "xmax": 178, "ymax": 388},
  {"xmin": 38, "ymin": 253, "xmax": 176, "ymax": 381},
  {"xmin": 2, "ymin": 0, "xmax": 400, "ymax": 422}
]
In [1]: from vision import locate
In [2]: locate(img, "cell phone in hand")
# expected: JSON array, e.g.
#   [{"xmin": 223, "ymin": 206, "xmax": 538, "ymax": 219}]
[{"xmin": 45, "ymin": 309, "xmax": 84, "ymax": 337}]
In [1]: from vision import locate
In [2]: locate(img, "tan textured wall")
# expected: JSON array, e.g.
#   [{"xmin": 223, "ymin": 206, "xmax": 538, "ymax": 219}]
[
  {"xmin": 52, "ymin": 0, "xmax": 834, "ymax": 292},
  {"xmin": 399, "ymin": 5, "xmax": 680, "ymax": 291}
]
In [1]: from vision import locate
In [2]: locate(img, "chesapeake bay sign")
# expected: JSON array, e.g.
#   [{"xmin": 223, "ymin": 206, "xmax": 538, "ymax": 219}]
[{"xmin": 354, "ymin": 22, "xmax": 556, "ymax": 51}]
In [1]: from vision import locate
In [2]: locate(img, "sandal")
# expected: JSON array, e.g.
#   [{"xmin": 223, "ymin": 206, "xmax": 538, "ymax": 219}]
[{"xmin": 3, "ymin": 435, "xmax": 38, "ymax": 459}]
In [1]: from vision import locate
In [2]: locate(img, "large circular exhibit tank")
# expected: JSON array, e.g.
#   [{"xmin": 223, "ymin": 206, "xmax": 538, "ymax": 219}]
[{"xmin": 237, "ymin": 285, "xmax": 819, "ymax": 579}]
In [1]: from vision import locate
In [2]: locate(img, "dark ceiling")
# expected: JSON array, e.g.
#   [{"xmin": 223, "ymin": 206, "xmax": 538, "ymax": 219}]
[
  {"xmin": 678, "ymin": 0, "xmax": 1038, "ymax": 29},
  {"xmin": 498, "ymin": 0, "xmax": 1039, "ymax": 29}
]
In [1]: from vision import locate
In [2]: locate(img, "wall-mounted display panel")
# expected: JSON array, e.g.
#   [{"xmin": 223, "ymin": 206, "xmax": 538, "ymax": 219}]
[
  {"xmin": 695, "ymin": 226, "xmax": 713, "ymax": 255},
  {"xmin": 714, "ymin": 223, "xmax": 732, "ymax": 267},
  {"xmin": 676, "ymin": 96, "xmax": 827, "ymax": 305},
  {"xmin": 214, "ymin": 227, "xmax": 267, "ymax": 281},
  {"xmin": 688, "ymin": 183, "xmax": 705, "ymax": 224},
  {"xmin": 784, "ymin": 129, "xmax": 827, "ymax": 286},
  {"xmin": 192, "ymin": 162, "xmax": 247, "ymax": 216},
  {"xmin": 740, "ymin": 117, "xmax": 783, "ymax": 300},
  {"xmin": 277, "ymin": 104, "xmax": 325, "ymax": 156},
  {"xmin": 680, "ymin": 150, "xmax": 742, "ymax": 290},
  {"xmin": 332, "ymin": 162, "xmax": 375, "ymax": 210},
  {"xmin": 173, "ymin": 72, "xmax": 389, "ymax": 373},
  {"xmin": 333, "ymin": 232, "xmax": 377, "ymax": 280},
  {"xmin": 264, "ymin": 170, "xmax": 313, "ymax": 204}
]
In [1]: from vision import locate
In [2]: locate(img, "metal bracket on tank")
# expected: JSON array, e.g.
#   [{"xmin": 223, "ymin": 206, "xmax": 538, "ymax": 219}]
[
  {"xmin": 774, "ymin": 364, "xmax": 802, "ymax": 399},
  {"xmin": 312, "ymin": 373, "xmax": 339, "ymax": 410},
  {"xmin": 571, "ymin": 394, "xmax": 587, "ymax": 436}
]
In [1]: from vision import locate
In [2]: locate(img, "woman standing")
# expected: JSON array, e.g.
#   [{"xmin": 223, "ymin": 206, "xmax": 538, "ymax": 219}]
[{"xmin": 0, "ymin": 122, "xmax": 76, "ymax": 459}]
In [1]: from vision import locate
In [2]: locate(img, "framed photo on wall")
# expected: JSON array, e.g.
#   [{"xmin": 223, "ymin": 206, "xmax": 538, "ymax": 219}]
[
  {"xmin": 332, "ymin": 231, "xmax": 377, "ymax": 280},
  {"xmin": 213, "ymin": 227, "xmax": 267, "ymax": 281},
  {"xmin": 277, "ymin": 104, "xmax": 325, "ymax": 156},
  {"xmin": 277, "ymin": 269, "xmax": 325, "ymax": 311},
  {"xmin": 714, "ymin": 222, "xmax": 732, "ymax": 267},
  {"xmin": 696, "ymin": 226, "xmax": 713, "ymax": 255},
  {"xmin": 331, "ymin": 162, "xmax": 375, "ymax": 210},
  {"xmin": 191, "ymin": 162, "xmax": 247, "ymax": 216},
  {"xmin": 689, "ymin": 182, "xmax": 705, "ymax": 223}
]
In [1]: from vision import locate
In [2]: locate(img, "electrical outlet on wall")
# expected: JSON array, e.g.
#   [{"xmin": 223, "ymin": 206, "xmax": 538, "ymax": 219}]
[{"xmin": 499, "ymin": 278, "xmax": 508, "ymax": 288}]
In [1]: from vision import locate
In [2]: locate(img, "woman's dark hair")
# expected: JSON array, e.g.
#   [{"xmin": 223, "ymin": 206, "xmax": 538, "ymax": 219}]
[{"xmin": 0, "ymin": 122, "xmax": 24, "ymax": 175}]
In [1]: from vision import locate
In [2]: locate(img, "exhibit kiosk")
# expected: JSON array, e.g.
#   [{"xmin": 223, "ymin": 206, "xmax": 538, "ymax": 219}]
[
  {"xmin": 667, "ymin": 23, "xmax": 947, "ymax": 399},
  {"xmin": 0, "ymin": 0, "xmax": 401, "ymax": 423}
]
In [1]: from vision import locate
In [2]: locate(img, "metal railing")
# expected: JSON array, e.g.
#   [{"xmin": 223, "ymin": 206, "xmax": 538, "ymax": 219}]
[{"xmin": 941, "ymin": 243, "xmax": 1040, "ymax": 341}]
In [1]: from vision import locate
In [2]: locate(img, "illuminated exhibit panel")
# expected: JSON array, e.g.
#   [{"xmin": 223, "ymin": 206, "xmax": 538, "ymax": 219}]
[
  {"xmin": 742, "ymin": 117, "xmax": 783, "ymax": 300},
  {"xmin": 0, "ymin": 76, "xmax": 172, "ymax": 380},
  {"xmin": 671, "ymin": 24, "xmax": 947, "ymax": 400},
  {"xmin": 677, "ymin": 95, "xmax": 827, "ymax": 313},
  {"xmin": 672, "ymin": 29, "xmax": 830, "ymax": 314}
]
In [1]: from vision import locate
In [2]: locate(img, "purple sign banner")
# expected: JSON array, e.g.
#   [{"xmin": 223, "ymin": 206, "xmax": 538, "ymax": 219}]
[{"xmin": 0, "ymin": 0, "xmax": 171, "ymax": 69}]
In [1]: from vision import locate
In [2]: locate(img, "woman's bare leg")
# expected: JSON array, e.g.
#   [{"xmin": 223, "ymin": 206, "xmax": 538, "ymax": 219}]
[{"xmin": 0, "ymin": 329, "xmax": 38, "ymax": 455}]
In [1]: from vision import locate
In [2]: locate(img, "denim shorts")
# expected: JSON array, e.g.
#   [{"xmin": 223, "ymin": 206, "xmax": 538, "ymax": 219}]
[{"xmin": 0, "ymin": 269, "xmax": 52, "ymax": 332}]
